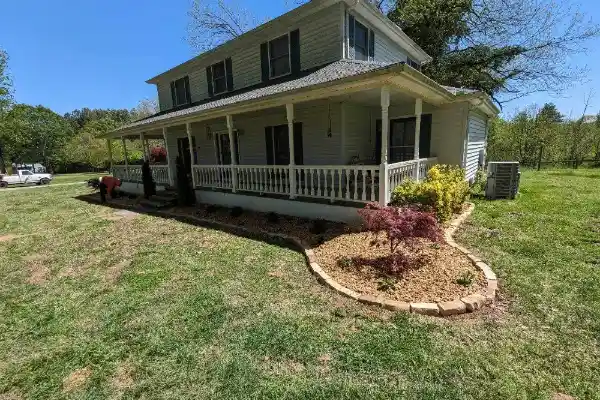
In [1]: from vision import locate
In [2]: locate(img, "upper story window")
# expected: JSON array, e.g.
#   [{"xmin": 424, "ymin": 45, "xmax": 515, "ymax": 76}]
[
  {"xmin": 206, "ymin": 58, "xmax": 233, "ymax": 97},
  {"xmin": 269, "ymin": 34, "xmax": 291, "ymax": 78},
  {"xmin": 407, "ymin": 58, "xmax": 421, "ymax": 70},
  {"xmin": 170, "ymin": 76, "xmax": 191, "ymax": 107},
  {"xmin": 211, "ymin": 61, "xmax": 227, "ymax": 94},
  {"xmin": 348, "ymin": 15, "xmax": 375, "ymax": 62}
]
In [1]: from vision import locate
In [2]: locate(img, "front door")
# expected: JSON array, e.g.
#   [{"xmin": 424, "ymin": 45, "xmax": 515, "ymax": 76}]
[{"xmin": 375, "ymin": 115, "xmax": 431, "ymax": 163}]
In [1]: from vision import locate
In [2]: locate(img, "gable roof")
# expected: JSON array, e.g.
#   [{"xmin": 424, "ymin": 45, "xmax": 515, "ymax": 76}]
[{"xmin": 146, "ymin": 0, "xmax": 431, "ymax": 84}]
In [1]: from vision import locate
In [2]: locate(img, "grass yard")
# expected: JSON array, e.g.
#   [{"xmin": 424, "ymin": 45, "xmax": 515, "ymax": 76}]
[
  {"xmin": 0, "ymin": 169, "xmax": 598, "ymax": 399},
  {"xmin": 51, "ymin": 172, "xmax": 107, "ymax": 184}
]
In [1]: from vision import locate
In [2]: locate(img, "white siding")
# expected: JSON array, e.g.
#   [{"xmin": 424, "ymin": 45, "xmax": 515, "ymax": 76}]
[
  {"xmin": 343, "ymin": 103, "xmax": 373, "ymax": 163},
  {"xmin": 345, "ymin": 11, "xmax": 408, "ymax": 63},
  {"xmin": 373, "ymin": 30, "xmax": 408, "ymax": 63},
  {"xmin": 464, "ymin": 111, "xmax": 487, "ymax": 181},
  {"xmin": 154, "ymin": 5, "xmax": 343, "ymax": 112},
  {"xmin": 180, "ymin": 101, "xmax": 343, "ymax": 166},
  {"xmin": 430, "ymin": 102, "xmax": 469, "ymax": 167}
]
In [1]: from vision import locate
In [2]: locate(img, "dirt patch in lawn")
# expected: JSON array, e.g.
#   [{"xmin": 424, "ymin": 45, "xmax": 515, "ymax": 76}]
[
  {"xmin": 105, "ymin": 260, "xmax": 131, "ymax": 285},
  {"xmin": 62, "ymin": 367, "xmax": 92, "ymax": 393},
  {"xmin": 314, "ymin": 232, "xmax": 485, "ymax": 303},
  {"xmin": 111, "ymin": 362, "xmax": 135, "ymax": 392},
  {"xmin": 25, "ymin": 258, "xmax": 50, "ymax": 285},
  {"xmin": 0, "ymin": 234, "xmax": 18, "ymax": 243}
]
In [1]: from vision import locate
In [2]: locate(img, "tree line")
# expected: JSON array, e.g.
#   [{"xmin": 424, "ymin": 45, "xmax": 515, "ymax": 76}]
[
  {"xmin": 0, "ymin": 48, "xmax": 157, "ymax": 173},
  {"xmin": 487, "ymin": 103, "xmax": 600, "ymax": 168}
]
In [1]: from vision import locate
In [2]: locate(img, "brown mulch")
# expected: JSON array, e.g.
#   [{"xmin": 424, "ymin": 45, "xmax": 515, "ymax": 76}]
[{"xmin": 314, "ymin": 231, "xmax": 485, "ymax": 303}]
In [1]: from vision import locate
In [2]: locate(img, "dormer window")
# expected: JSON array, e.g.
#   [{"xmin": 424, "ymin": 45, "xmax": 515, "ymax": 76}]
[
  {"xmin": 170, "ymin": 76, "xmax": 191, "ymax": 107},
  {"xmin": 269, "ymin": 34, "xmax": 291, "ymax": 78}
]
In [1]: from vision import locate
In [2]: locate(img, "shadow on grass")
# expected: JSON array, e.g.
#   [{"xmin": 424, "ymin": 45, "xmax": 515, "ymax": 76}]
[{"xmin": 74, "ymin": 193, "xmax": 349, "ymax": 252}]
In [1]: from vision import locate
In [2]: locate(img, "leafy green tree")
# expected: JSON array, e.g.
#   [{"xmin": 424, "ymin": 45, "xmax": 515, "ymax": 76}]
[
  {"xmin": 0, "ymin": 48, "xmax": 12, "ymax": 115},
  {"xmin": 387, "ymin": 0, "xmax": 599, "ymax": 102},
  {"xmin": 63, "ymin": 108, "xmax": 131, "ymax": 131},
  {"xmin": 0, "ymin": 104, "xmax": 72, "ymax": 170}
]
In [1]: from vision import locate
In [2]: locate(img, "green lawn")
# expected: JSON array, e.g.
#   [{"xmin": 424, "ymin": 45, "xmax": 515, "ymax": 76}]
[
  {"xmin": 0, "ymin": 170, "xmax": 598, "ymax": 399},
  {"xmin": 51, "ymin": 172, "xmax": 106, "ymax": 184}
]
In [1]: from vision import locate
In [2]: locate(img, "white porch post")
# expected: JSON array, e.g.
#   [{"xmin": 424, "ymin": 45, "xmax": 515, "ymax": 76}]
[
  {"xmin": 379, "ymin": 86, "xmax": 390, "ymax": 206},
  {"xmin": 286, "ymin": 103, "xmax": 296, "ymax": 199},
  {"xmin": 121, "ymin": 137, "xmax": 130, "ymax": 180},
  {"xmin": 226, "ymin": 115, "xmax": 238, "ymax": 193},
  {"xmin": 106, "ymin": 139, "xmax": 113, "ymax": 174},
  {"xmin": 186, "ymin": 122, "xmax": 196, "ymax": 188},
  {"xmin": 162, "ymin": 127, "xmax": 174, "ymax": 186},
  {"xmin": 414, "ymin": 98, "xmax": 423, "ymax": 180}
]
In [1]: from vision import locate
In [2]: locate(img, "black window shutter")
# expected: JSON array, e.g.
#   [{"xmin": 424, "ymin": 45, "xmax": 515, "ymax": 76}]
[
  {"xmin": 206, "ymin": 67, "xmax": 214, "ymax": 97},
  {"xmin": 290, "ymin": 29, "xmax": 301, "ymax": 75},
  {"xmin": 375, "ymin": 119, "xmax": 382, "ymax": 164},
  {"xmin": 260, "ymin": 42, "xmax": 270, "ymax": 82},
  {"xmin": 419, "ymin": 115, "xmax": 432, "ymax": 158},
  {"xmin": 225, "ymin": 58, "xmax": 234, "ymax": 91},
  {"xmin": 293, "ymin": 122, "xmax": 303, "ymax": 165},
  {"xmin": 265, "ymin": 126, "xmax": 274, "ymax": 165},
  {"xmin": 369, "ymin": 30, "xmax": 375, "ymax": 60},
  {"xmin": 183, "ymin": 76, "xmax": 191, "ymax": 104},
  {"xmin": 348, "ymin": 15, "xmax": 355, "ymax": 50},
  {"xmin": 170, "ymin": 81, "xmax": 176, "ymax": 107}
]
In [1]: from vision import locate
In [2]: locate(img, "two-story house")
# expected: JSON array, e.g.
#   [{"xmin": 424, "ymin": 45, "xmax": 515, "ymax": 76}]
[{"xmin": 103, "ymin": 0, "xmax": 498, "ymax": 222}]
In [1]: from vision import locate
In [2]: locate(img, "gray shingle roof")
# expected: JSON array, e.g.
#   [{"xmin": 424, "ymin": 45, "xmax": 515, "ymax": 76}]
[
  {"xmin": 442, "ymin": 85, "xmax": 479, "ymax": 95},
  {"xmin": 119, "ymin": 60, "xmax": 397, "ymax": 131}
]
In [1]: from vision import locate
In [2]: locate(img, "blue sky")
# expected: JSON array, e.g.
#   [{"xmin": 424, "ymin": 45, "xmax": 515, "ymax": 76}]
[{"xmin": 1, "ymin": 0, "xmax": 599, "ymax": 118}]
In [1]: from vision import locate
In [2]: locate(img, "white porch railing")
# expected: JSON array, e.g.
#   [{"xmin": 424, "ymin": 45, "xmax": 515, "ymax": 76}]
[
  {"xmin": 387, "ymin": 157, "xmax": 438, "ymax": 195},
  {"xmin": 193, "ymin": 165, "xmax": 234, "ymax": 189},
  {"xmin": 111, "ymin": 165, "xmax": 170, "ymax": 185}
]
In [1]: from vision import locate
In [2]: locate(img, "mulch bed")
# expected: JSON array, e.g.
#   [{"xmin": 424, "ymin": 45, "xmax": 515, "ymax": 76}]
[{"xmin": 85, "ymin": 194, "xmax": 484, "ymax": 304}]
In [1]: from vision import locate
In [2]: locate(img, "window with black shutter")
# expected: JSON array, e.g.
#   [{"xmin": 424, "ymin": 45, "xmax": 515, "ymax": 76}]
[
  {"xmin": 269, "ymin": 34, "xmax": 291, "ymax": 78},
  {"xmin": 170, "ymin": 76, "xmax": 190, "ymax": 107},
  {"xmin": 210, "ymin": 61, "xmax": 227, "ymax": 95},
  {"xmin": 348, "ymin": 14, "xmax": 375, "ymax": 61}
]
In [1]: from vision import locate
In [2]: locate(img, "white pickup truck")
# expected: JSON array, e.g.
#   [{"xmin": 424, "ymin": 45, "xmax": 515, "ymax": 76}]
[{"xmin": 0, "ymin": 169, "xmax": 53, "ymax": 188}]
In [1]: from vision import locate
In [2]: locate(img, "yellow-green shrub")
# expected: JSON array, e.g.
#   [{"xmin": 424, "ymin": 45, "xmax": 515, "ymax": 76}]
[{"xmin": 391, "ymin": 165, "xmax": 469, "ymax": 222}]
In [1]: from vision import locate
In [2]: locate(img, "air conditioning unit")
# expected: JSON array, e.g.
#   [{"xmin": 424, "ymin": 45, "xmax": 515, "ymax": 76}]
[{"xmin": 485, "ymin": 162, "xmax": 520, "ymax": 200}]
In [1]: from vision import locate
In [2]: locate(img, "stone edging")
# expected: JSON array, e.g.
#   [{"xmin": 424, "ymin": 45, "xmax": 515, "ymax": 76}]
[
  {"xmin": 302, "ymin": 202, "xmax": 497, "ymax": 317},
  {"xmin": 83, "ymin": 196, "xmax": 496, "ymax": 317}
]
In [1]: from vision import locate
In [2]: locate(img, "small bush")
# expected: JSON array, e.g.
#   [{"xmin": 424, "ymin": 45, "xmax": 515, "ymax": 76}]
[
  {"xmin": 358, "ymin": 203, "xmax": 443, "ymax": 275},
  {"xmin": 377, "ymin": 277, "xmax": 396, "ymax": 292},
  {"xmin": 266, "ymin": 212, "xmax": 280, "ymax": 224},
  {"xmin": 391, "ymin": 165, "xmax": 470, "ymax": 222},
  {"xmin": 470, "ymin": 168, "xmax": 488, "ymax": 196},
  {"xmin": 310, "ymin": 219, "xmax": 328, "ymax": 235},
  {"xmin": 230, "ymin": 206, "xmax": 244, "ymax": 218},
  {"xmin": 337, "ymin": 257, "xmax": 354, "ymax": 269},
  {"xmin": 455, "ymin": 270, "xmax": 475, "ymax": 287}
]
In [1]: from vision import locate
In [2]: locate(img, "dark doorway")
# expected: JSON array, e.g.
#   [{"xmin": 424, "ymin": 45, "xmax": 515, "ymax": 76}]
[
  {"xmin": 177, "ymin": 137, "xmax": 197, "ymax": 174},
  {"xmin": 375, "ymin": 114, "xmax": 432, "ymax": 164},
  {"xmin": 265, "ymin": 123, "xmax": 304, "ymax": 165}
]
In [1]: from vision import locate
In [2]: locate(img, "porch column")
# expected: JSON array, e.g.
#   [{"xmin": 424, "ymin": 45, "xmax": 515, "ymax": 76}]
[
  {"xmin": 106, "ymin": 139, "xmax": 113, "ymax": 174},
  {"xmin": 185, "ymin": 122, "xmax": 196, "ymax": 188},
  {"xmin": 379, "ymin": 86, "xmax": 390, "ymax": 206},
  {"xmin": 414, "ymin": 98, "xmax": 423, "ymax": 180},
  {"xmin": 226, "ymin": 115, "xmax": 238, "ymax": 193},
  {"xmin": 121, "ymin": 137, "xmax": 130, "ymax": 180},
  {"xmin": 139, "ymin": 132, "xmax": 147, "ymax": 161},
  {"xmin": 162, "ymin": 127, "xmax": 174, "ymax": 186},
  {"xmin": 286, "ymin": 103, "xmax": 296, "ymax": 199}
]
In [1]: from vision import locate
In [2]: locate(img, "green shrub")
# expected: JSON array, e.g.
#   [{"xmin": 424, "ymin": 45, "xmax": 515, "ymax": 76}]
[
  {"xmin": 391, "ymin": 165, "xmax": 469, "ymax": 222},
  {"xmin": 470, "ymin": 168, "xmax": 488, "ymax": 196}
]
